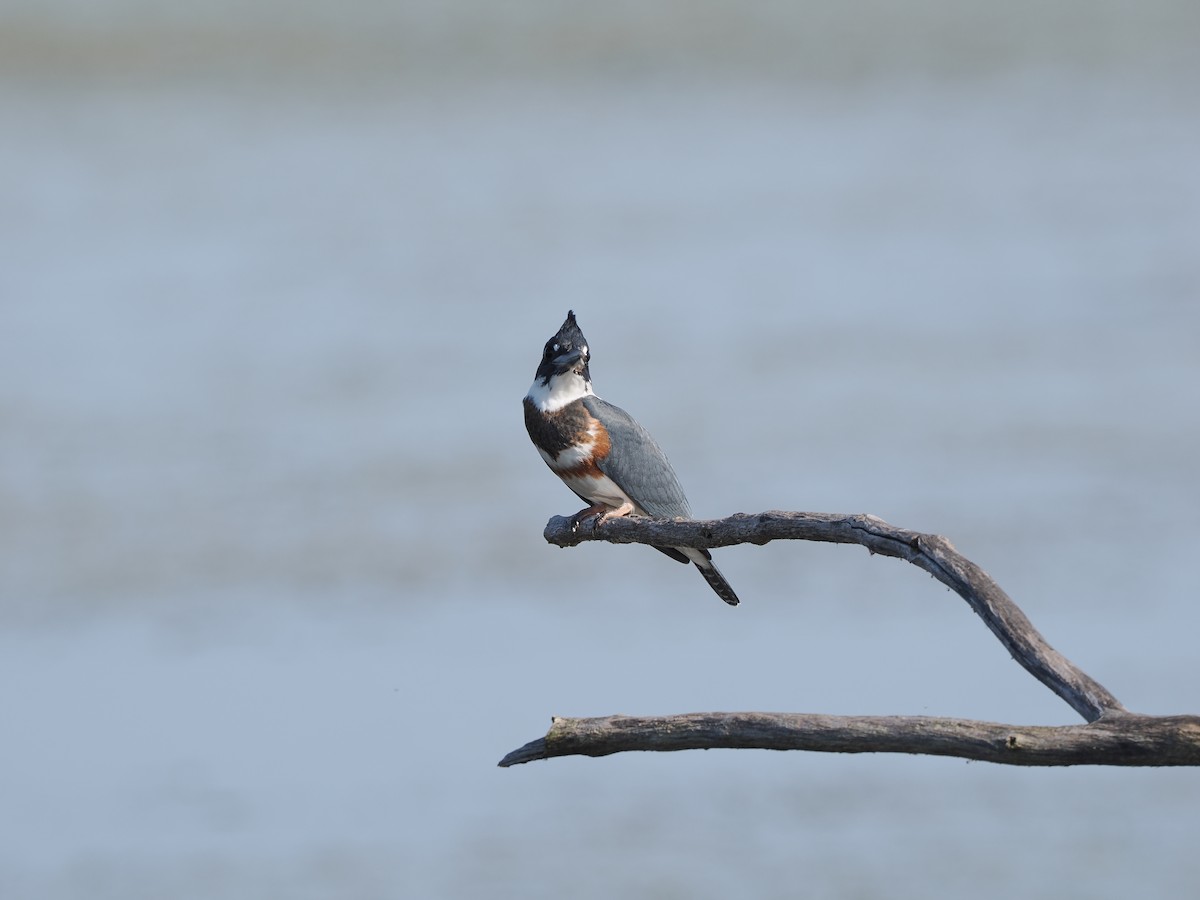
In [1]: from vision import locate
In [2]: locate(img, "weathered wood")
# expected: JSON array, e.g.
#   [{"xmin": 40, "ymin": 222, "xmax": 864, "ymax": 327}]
[
  {"xmin": 498, "ymin": 510, "xmax": 1197, "ymax": 768},
  {"xmin": 499, "ymin": 711, "xmax": 1200, "ymax": 768},
  {"xmin": 544, "ymin": 511, "xmax": 1123, "ymax": 722}
]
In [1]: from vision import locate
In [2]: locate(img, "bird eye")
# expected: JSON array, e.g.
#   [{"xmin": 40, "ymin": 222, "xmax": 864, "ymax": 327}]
[{"xmin": 552, "ymin": 343, "xmax": 560, "ymax": 352}]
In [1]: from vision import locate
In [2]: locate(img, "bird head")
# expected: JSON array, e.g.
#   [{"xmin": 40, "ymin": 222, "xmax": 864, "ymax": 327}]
[{"xmin": 534, "ymin": 310, "xmax": 591, "ymax": 386}]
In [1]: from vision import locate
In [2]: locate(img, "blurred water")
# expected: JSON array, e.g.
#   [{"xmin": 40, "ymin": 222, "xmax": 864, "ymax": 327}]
[{"xmin": 2, "ymin": 3, "xmax": 1199, "ymax": 898}]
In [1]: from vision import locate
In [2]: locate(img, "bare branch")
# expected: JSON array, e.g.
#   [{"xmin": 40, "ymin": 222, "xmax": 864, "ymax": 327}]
[
  {"xmin": 544, "ymin": 511, "xmax": 1124, "ymax": 722},
  {"xmin": 502, "ymin": 510, "xmax": 1197, "ymax": 768},
  {"xmin": 499, "ymin": 712, "xmax": 1200, "ymax": 768}
]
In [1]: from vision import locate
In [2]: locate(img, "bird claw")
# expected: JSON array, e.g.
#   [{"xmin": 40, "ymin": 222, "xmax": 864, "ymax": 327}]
[{"xmin": 570, "ymin": 506, "xmax": 608, "ymax": 532}]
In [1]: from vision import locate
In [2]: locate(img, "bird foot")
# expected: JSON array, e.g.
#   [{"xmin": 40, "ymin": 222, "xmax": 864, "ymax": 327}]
[
  {"xmin": 570, "ymin": 504, "xmax": 610, "ymax": 532},
  {"xmin": 570, "ymin": 501, "xmax": 634, "ymax": 532}
]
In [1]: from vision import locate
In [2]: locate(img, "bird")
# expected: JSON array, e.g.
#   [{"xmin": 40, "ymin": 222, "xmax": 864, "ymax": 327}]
[{"xmin": 522, "ymin": 310, "xmax": 740, "ymax": 606}]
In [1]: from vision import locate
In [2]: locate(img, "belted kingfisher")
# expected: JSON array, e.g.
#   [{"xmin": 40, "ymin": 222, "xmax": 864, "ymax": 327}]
[{"xmin": 523, "ymin": 311, "xmax": 740, "ymax": 606}]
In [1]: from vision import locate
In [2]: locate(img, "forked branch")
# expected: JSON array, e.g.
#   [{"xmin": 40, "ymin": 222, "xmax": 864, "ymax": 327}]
[{"xmin": 499, "ymin": 511, "xmax": 1200, "ymax": 768}]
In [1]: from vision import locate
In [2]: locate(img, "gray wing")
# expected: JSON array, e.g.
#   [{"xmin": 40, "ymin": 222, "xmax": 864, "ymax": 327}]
[{"xmin": 582, "ymin": 395, "xmax": 692, "ymax": 519}]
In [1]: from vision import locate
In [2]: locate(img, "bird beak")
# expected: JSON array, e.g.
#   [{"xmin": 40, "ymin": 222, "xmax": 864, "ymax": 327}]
[{"xmin": 553, "ymin": 347, "xmax": 583, "ymax": 369}]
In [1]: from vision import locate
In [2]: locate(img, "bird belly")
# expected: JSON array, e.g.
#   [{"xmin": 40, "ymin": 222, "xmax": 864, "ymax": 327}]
[
  {"xmin": 560, "ymin": 471, "xmax": 637, "ymax": 511},
  {"xmin": 537, "ymin": 441, "xmax": 593, "ymax": 471},
  {"xmin": 532, "ymin": 412, "xmax": 632, "ymax": 511}
]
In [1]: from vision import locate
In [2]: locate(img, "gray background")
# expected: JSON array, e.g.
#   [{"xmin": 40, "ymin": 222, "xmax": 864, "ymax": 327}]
[{"xmin": 2, "ymin": 1, "xmax": 1198, "ymax": 897}]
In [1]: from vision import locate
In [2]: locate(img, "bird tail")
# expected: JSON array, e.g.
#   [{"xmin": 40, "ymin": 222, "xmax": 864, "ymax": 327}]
[
  {"xmin": 671, "ymin": 547, "xmax": 740, "ymax": 606},
  {"xmin": 695, "ymin": 560, "xmax": 740, "ymax": 606}
]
